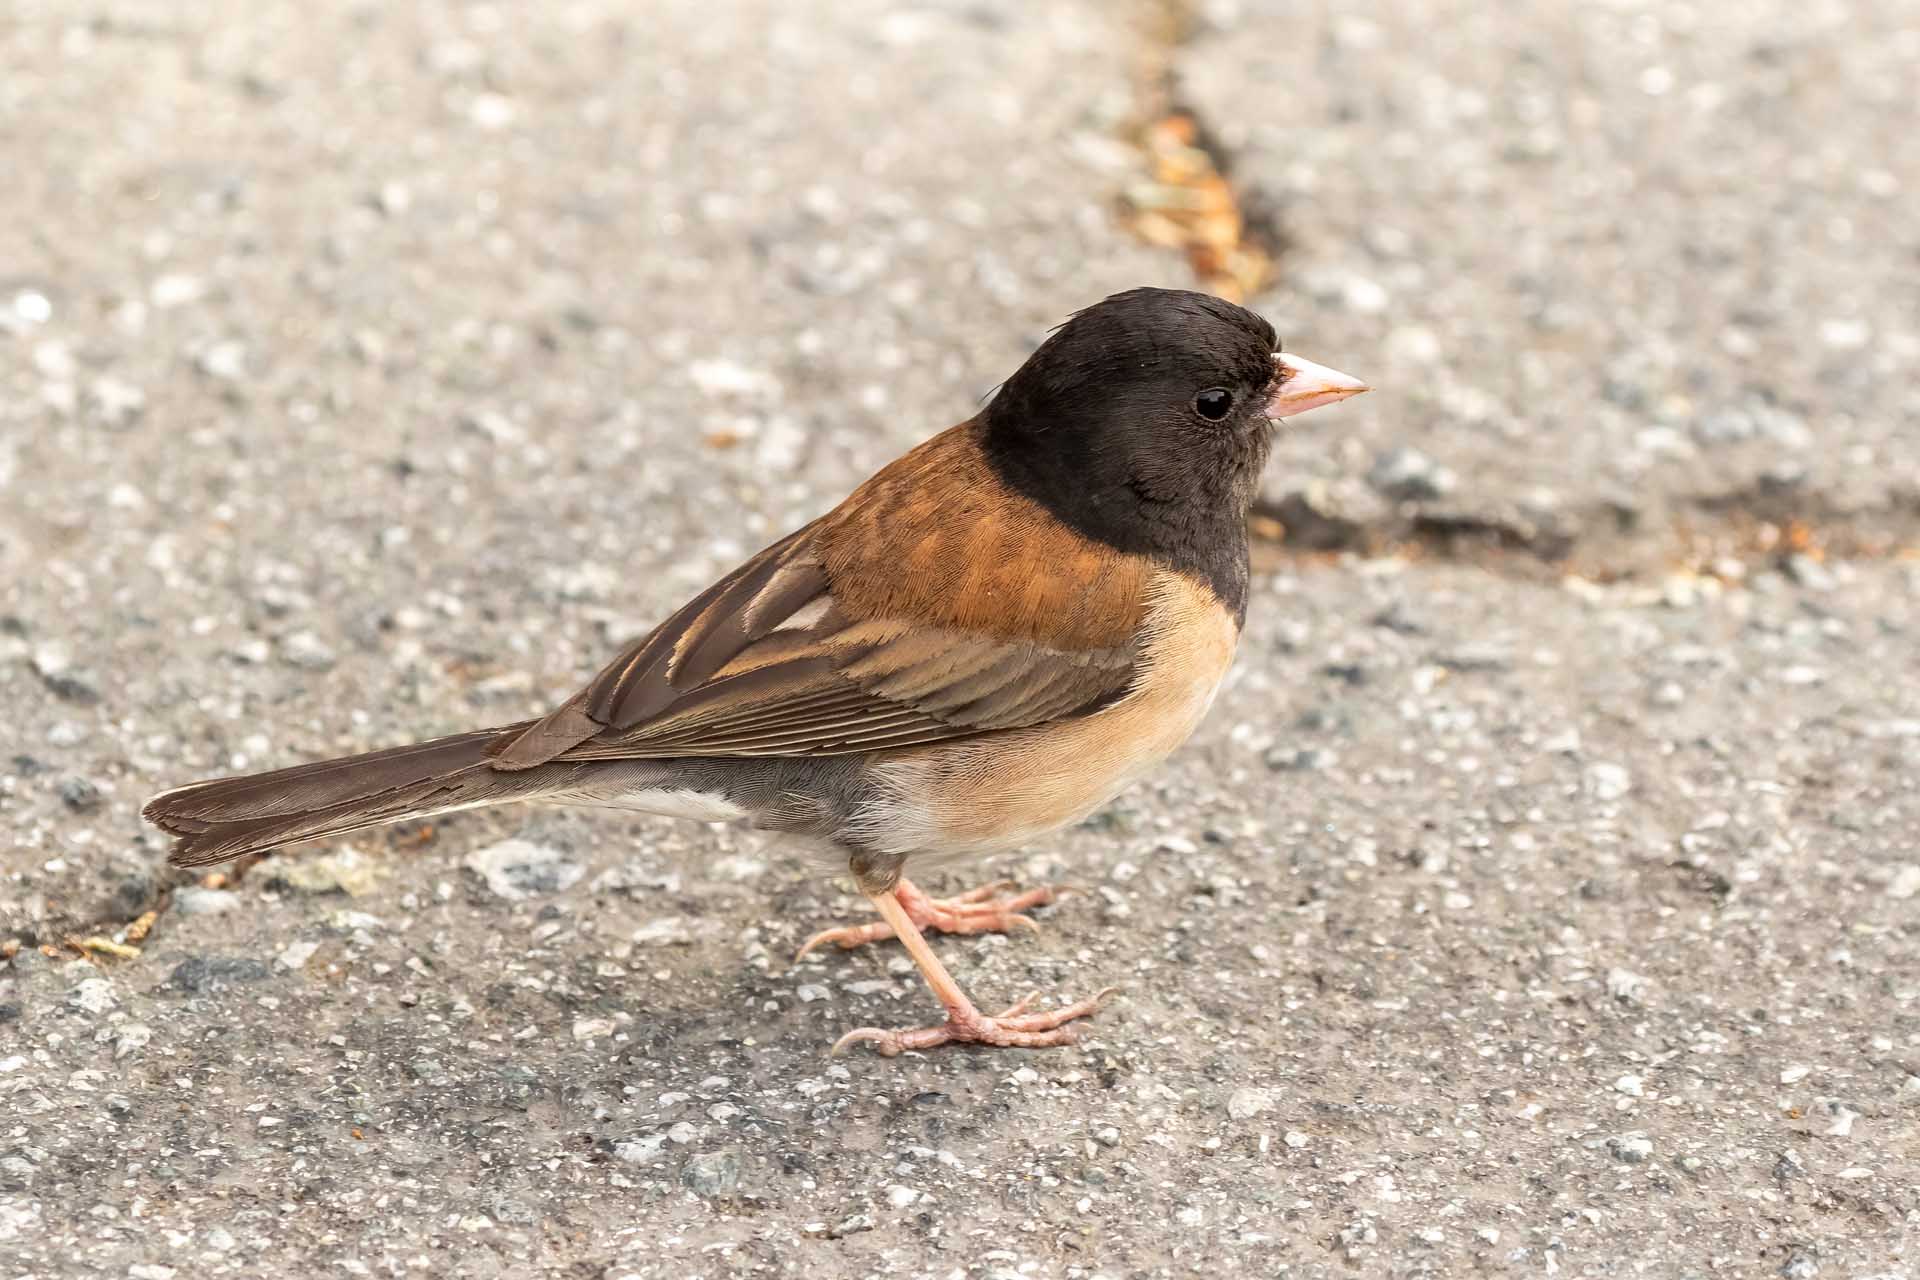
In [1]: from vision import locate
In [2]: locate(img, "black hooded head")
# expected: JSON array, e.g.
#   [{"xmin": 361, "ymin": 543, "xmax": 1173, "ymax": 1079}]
[{"xmin": 982, "ymin": 287, "xmax": 1284, "ymax": 617}]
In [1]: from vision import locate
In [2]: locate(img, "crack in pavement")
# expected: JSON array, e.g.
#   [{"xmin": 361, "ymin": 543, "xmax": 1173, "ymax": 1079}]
[{"xmin": 1118, "ymin": 1, "xmax": 1919, "ymax": 581}]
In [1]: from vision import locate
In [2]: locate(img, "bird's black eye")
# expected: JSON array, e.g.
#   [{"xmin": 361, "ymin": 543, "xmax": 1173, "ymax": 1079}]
[{"xmin": 1193, "ymin": 388, "xmax": 1234, "ymax": 421}]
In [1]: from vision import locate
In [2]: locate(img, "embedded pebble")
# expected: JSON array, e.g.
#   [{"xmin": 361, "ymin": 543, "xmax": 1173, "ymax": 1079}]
[
  {"xmin": 1367, "ymin": 446, "xmax": 1457, "ymax": 502},
  {"xmin": 1227, "ymin": 1087, "xmax": 1277, "ymax": 1120},
  {"xmin": 1584, "ymin": 763, "xmax": 1633, "ymax": 801},
  {"xmin": 681, "ymin": 1151, "xmax": 741, "ymax": 1196},
  {"xmin": 171, "ymin": 888, "xmax": 241, "ymax": 916},
  {"xmin": 613, "ymin": 1135, "xmax": 668, "ymax": 1165},
  {"xmin": 464, "ymin": 840, "xmax": 584, "ymax": 899},
  {"xmin": 276, "ymin": 940, "xmax": 320, "ymax": 970},
  {"xmin": 1607, "ymin": 1133, "xmax": 1653, "ymax": 1163},
  {"xmin": 66, "ymin": 978, "xmax": 116, "ymax": 1015}
]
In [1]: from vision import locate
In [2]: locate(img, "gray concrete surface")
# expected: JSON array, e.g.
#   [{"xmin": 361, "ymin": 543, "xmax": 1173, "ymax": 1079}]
[
  {"xmin": 3, "ymin": 1, "xmax": 1917, "ymax": 1277},
  {"xmin": 1182, "ymin": 0, "xmax": 1920, "ymax": 565}
]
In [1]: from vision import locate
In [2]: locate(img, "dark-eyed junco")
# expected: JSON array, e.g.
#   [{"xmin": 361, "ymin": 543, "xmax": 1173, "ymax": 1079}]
[{"xmin": 146, "ymin": 287, "xmax": 1367, "ymax": 1055}]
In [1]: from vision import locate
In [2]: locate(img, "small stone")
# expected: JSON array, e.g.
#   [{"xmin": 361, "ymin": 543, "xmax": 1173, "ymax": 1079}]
[
  {"xmin": 1822, "ymin": 1104, "xmax": 1860, "ymax": 1138},
  {"xmin": 1605, "ymin": 968, "xmax": 1648, "ymax": 1003},
  {"xmin": 373, "ymin": 182, "xmax": 412, "ymax": 216},
  {"xmin": 195, "ymin": 340, "xmax": 249, "ymax": 382},
  {"xmin": 1614, "ymin": 1074, "xmax": 1645, "ymax": 1097},
  {"xmin": 1606, "ymin": 1133, "xmax": 1653, "ymax": 1163},
  {"xmin": 173, "ymin": 887, "xmax": 243, "ymax": 918},
  {"xmin": 612, "ymin": 1134, "xmax": 668, "ymax": 1165},
  {"xmin": 1227, "ymin": 1087, "xmax": 1277, "ymax": 1120},
  {"xmin": 1266, "ymin": 746, "xmax": 1337, "ymax": 772},
  {"xmin": 795, "ymin": 984, "xmax": 829, "ymax": 1003},
  {"xmin": 1584, "ymin": 762, "xmax": 1632, "ymax": 801},
  {"xmin": 1780, "ymin": 1065, "xmax": 1811, "ymax": 1085},
  {"xmin": 114, "ymin": 1024, "xmax": 153, "ymax": 1060},
  {"xmin": 572, "ymin": 1017, "xmax": 615, "ymax": 1041},
  {"xmin": 9, "ymin": 288, "xmax": 52, "ymax": 325},
  {"xmin": 88, "ymin": 377, "xmax": 146, "ymax": 428},
  {"xmin": 468, "ymin": 92, "xmax": 516, "ymax": 129},
  {"xmin": 278, "ymin": 631, "xmax": 337, "ymax": 671},
  {"xmin": 326, "ymin": 909, "xmax": 386, "ymax": 932},
  {"xmin": 59, "ymin": 776, "xmax": 102, "ymax": 812},
  {"xmin": 1093, "ymin": 1126, "xmax": 1121, "ymax": 1147},
  {"xmin": 268, "ymin": 847, "xmax": 388, "ymax": 897},
  {"xmin": 681, "ymin": 1151, "xmax": 741, "ymax": 1197},
  {"xmin": 885, "ymin": 1184, "xmax": 919, "ymax": 1209},
  {"xmin": 32, "ymin": 340, "xmax": 76, "ymax": 379},
  {"xmin": 276, "ymin": 940, "xmax": 320, "ymax": 970},
  {"xmin": 150, "ymin": 273, "xmax": 206, "ymax": 308},
  {"xmin": 688, "ymin": 359, "xmax": 777, "ymax": 398},
  {"xmin": 1284, "ymin": 1131, "xmax": 1309, "ymax": 1149},
  {"xmin": 1884, "ymin": 866, "xmax": 1920, "ymax": 900},
  {"xmin": 1782, "ymin": 554, "xmax": 1835, "ymax": 591},
  {"xmin": 1780, "ymin": 1252, "xmax": 1819, "ymax": 1279},
  {"xmin": 464, "ymin": 839, "xmax": 584, "ymax": 899},
  {"xmin": 67, "ymin": 977, "xmax": 117, "ymax": 1015},
  {"xmin": 33, "ymin": 648, "xmax": 99, "ymax": 704},
  {"xmin": 169, "ymin": 955, "xmax": 272, "ymax": 994},
  {"xmin": 631, "ymin": 917, "xmax": 691, "ymax": 945},
  {"xmin": 1367, "ymin": 446, "xmax": 1457, "ymax": 502}
]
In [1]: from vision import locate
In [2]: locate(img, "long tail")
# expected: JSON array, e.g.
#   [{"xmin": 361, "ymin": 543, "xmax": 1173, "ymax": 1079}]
[{"xmin": 145, "ymin": 723, "xmax": 564, "ymax": 867}]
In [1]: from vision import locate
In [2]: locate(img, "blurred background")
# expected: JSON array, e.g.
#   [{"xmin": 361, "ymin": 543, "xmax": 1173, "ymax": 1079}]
[{"xmin": 3, "ymin": 2, "xmax": 1916, "ymax": 1276}]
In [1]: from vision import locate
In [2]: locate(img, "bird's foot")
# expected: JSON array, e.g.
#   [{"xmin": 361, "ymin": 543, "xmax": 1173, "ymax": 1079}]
[
  {"xmin": 795, "ymin": 877, "xmax": 1065, "ymax": 961},
  {"xmin": 832, "ymin": 987, "xmax": 1116, "ymax": 1057}
]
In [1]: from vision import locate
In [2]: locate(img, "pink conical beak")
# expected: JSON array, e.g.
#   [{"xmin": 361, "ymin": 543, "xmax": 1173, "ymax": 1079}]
[{"xmin": 1266, "ymin": 353, "xmax": 1370, "ymax": 419}]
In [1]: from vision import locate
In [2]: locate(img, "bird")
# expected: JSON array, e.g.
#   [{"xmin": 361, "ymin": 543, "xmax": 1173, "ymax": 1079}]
[{"xmin": 144, "ymin": 286, "xmax": 1368, "ymax": 1056}]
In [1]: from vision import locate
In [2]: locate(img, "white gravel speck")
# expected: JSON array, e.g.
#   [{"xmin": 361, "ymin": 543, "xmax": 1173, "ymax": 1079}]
[
  {"xmin": 613, "ymin": 1135, "xmax": 668, "ymax": 1165},
  {"xmin": 277, "ymin": 940, "xmax": 320, "ymax": 970},
  {"xmin": 468, "ymin": 92, "xmax": 516, "ymax": 129},
  {"xmin": 1781, "ymin": 1065, "xmax": 1811, "ymax": 1084},
  {"xmin": 150, "ymin": 273, "xmax": 205, "ymax": 308},
  {"xmin": 67, "ymin": 977, "xmax": 116, "ymax": 1015},
  {"xmin": 1884, "ymin": 865, "xmax": 1920, "ymax": 899},
  {"xmin": 464, "ymin": 840, "xmax": 584, "ymax": 899},
  {"xmin": 1585, "ymin": 762, "xmax": 1633, "ymax": 801},
  {"xmin": 172, "ymin": 887, "xmax": 241, "ymax": 916},
  {"xmin": 194, "ymin": 339, "xmax": 249, "ymax": 382},
  {"xmin": 1228, "ymin": 1087, "xmax": 1278, "ymax": 1120},
  {"xmin": 572, "ymin": 1017, "xmax": 615, "ymax": 1041},
  {"xmin": 1614, "ymin": 1075, "xmax": 1644, "ymax": 1097},
  {"xmin": 1607, "ymin": 1133, "xmax": 1653, "ymax": 1163},
  {"xmin": 1606, "ymin": 968, "xmax": 1648, "ymax": 1002}
]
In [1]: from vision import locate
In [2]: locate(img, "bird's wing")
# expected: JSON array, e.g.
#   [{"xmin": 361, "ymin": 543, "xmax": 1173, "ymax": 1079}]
[{"xmin": 488, "ymin": 423, "xmax": 1152, "ymax": 769}]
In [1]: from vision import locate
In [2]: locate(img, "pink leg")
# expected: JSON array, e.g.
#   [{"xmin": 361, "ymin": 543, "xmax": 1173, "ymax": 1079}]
[
  {"xmin": 829, "ymin": 885, "xmax": 1114, "ymax": 1057},
  {"xmin": 795, "ymin": 876, "xmax": 1064, "ymax": 961}
]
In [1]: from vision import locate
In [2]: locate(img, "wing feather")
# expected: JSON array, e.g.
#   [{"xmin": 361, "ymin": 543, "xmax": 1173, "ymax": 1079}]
[{"xmin": 488, "ymin": 422, "xmax": 1153, "ymax": 770}]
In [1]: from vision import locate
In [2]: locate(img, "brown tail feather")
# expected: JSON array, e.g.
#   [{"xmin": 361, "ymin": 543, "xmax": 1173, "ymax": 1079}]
[{"xmin": 144, "ymin": 723, "xmax": 556, "ymax": 867}]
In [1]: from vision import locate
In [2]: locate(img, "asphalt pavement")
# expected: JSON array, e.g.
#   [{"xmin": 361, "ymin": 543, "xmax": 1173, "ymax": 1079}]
[{"xmin": 3, "ymin": 1, "xmax": 1915, "ymax": 1277}]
